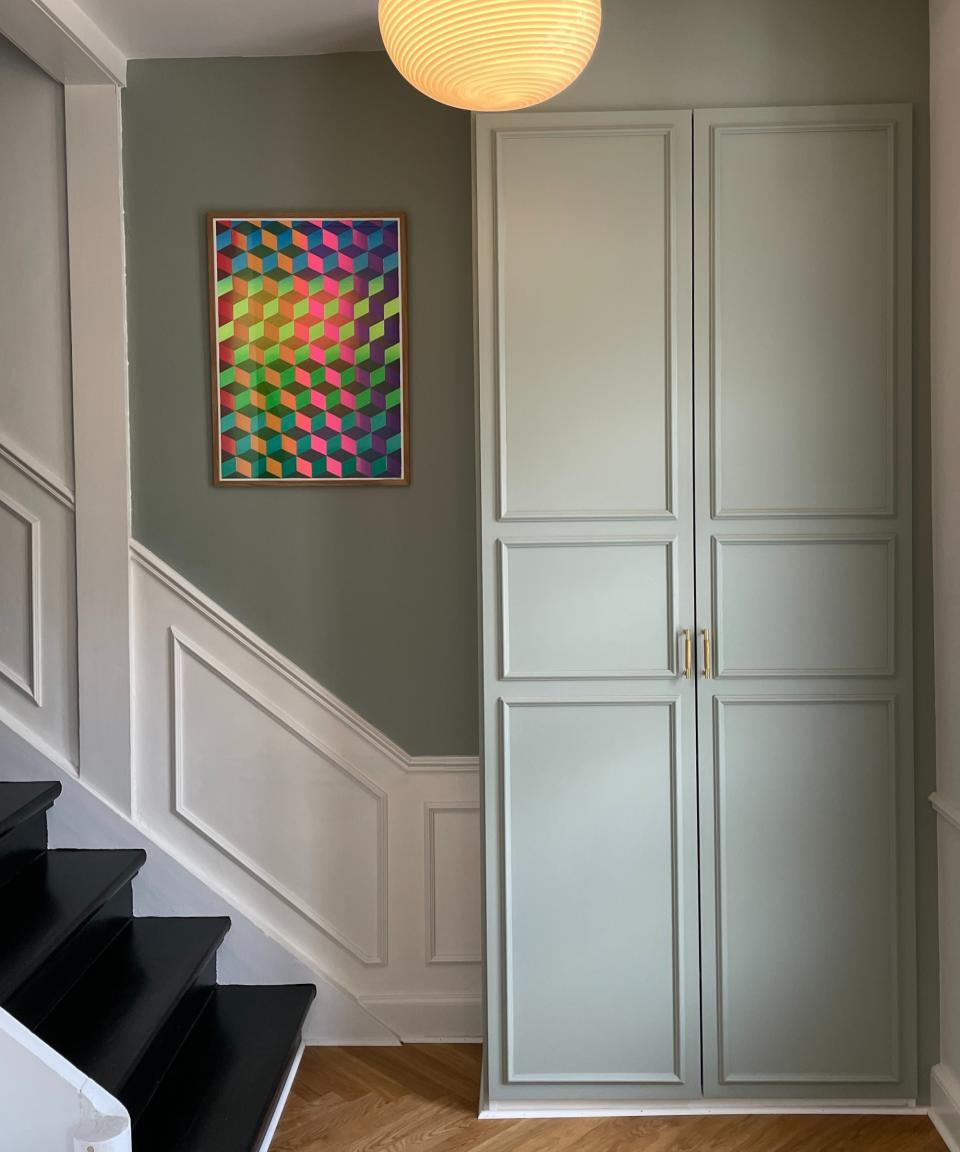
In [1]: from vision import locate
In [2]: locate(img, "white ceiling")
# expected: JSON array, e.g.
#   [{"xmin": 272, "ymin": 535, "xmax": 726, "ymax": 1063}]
[{"xmin": 75, "ymin": 0, "xmax": 383, "ymax": 60}]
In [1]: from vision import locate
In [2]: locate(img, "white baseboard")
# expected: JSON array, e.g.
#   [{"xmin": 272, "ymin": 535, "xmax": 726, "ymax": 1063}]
[
  {"xmin": 255, "ymin": 1042, "xmax": 304, "ymax": 1152},
  {"xmin": 932, "ymin": 1064, "xmax": 960, "ymax": 1151},
  {"xmin": 357, "ymin": 994, "xmax": 483, "ymax": 1042}
]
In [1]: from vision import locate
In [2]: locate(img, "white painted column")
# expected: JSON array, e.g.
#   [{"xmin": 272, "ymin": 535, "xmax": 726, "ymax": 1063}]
[
  {"xmin": 930, "ymin": 1, "xmax": 960, "ymax": 1147},
  {"xmin": 64, "ymin": 85, "xmax": 133, "ymax": 814}
]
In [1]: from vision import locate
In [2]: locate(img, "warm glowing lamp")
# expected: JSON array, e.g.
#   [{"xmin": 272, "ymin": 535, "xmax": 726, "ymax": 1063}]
[{"xmin": 378, "ymin": 0, "xmax": 602, "ymax": 113}]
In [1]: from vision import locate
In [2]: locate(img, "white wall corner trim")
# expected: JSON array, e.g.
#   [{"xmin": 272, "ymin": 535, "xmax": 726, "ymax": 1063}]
[
  {"xmin": 0, "ymin": 488, "xmax": 41, "ymax": 705},
  {"xmin": 66, "ymin": 83, "xmax": 134, "ymax": 813},
  {"xmin": 131, "ymin": 541, "xmax": 479, "ymax": 775},
  {"xmin": 932, "ymin": 1064, "xmax": 960, "ymax": 1152},
  {"xmin": 170, "ymin": 627, "xmax": 389, "ymax": 966},
  {"xmin": 0, "ymin": 434, "xmax": 75, "ymax": 509},
  {"xmin": 0, "ymin": 0, "xmax": 126, "ymax": 85}
]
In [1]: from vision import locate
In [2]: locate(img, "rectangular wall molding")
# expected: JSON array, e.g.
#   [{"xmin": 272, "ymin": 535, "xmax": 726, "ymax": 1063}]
[
  {"xmin": 0, "ymin": 488, "xmax": 41, "ymax": 706},
  {"xmin": 424, "ymin": 802, "xmax": 482, "ymax": 964},
  {"xmin": 0, "ymin": 457, "xmax": 78, "ymax": 766}
]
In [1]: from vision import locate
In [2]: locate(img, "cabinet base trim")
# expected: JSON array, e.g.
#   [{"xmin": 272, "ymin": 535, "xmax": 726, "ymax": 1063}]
[{"xmin": 479, "ymin": 1100, "xmax": 920, "ymax": 1119}]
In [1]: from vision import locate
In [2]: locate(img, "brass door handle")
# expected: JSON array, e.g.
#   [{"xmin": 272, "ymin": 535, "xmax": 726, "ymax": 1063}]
[
  {"xmin": 701, "ymin": 628, "xmax": 713, "ymax": 679},
  {"xmin": 681, "ymin": 628, "xmax": 693, "ymax": 679}
]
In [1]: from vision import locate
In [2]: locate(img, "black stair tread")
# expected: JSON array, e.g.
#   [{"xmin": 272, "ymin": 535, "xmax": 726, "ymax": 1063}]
[
  {"xmin": 0, "ymin": 848, "xmax": 146, "ymax": 1003},
  {"xmin": 36, "ymin": 916, "xmax": 230, "ymax": 1095},
  {"xmin": 0, "ymin": 781, "xmax": 61, "ymax": 838},
  {"xmin": 121, "ymin": 970, "xmax": 217, "ymax": 1125},
  {"xmin": 5, "ymin": 887, "xmax": 133, "ymax": 1030},
  {"xmin": 135, "ymin": 984, "xmax": 316, "ymax": 1152}
]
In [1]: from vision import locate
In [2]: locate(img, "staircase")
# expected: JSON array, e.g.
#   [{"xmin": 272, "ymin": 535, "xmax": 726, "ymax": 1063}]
[{"xmin": 0, "ymin": 779, "xmax": 315, "ymax": 1150}]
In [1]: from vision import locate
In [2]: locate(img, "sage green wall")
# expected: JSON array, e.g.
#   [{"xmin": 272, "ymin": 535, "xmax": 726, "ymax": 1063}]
[{"xmin": 122, "ymin": 54, "xmax": 476, "ymax": 756}]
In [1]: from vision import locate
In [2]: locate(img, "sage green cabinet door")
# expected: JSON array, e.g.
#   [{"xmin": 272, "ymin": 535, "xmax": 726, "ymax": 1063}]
[
  {"xmin": 504, "ymin": 701, "xmax": 687, "ymax": 1083},
  {"xmin": 476, "ymin": 110, "xmax": 699, "ymax": 1108},
  {"xmin": 694, "ymin": 105, "xmax": 916, "ymax": 1101}
]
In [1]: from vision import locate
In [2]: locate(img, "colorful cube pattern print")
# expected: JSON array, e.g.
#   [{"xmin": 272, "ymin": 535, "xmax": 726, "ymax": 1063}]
[{"xmin": 211, "ymin": 215, "xmax": 407, "ymax": 483}]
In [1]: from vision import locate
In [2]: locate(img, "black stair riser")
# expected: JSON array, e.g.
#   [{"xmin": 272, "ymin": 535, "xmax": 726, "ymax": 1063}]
[
  {"xmin": 0, "ymin": 812, "xmax": 47, "ymax": 889},
  {"xmin": 0, "ymin": 781, "xmax": 61, "ymax": 838},
  {"xmin": 0, "ymin": 849, "xmax": 147, "ymax": 1003},
  {"xmin": 121, "ymin": 958, "xmax": 217, "ymax": 1126},
  {"xmin": 133, "ymin": 985, "xmax": 315, "ymax": 1152},
  {"xmin": 5, "ymin": 884, "xmax": 133, "ymax": 1030},
  {"xmin": 35, "ymin": 916, "xmax": 230, "ymax": 1096}
]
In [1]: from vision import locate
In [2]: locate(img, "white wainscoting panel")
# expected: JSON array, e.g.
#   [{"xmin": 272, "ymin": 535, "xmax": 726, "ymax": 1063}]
[
  {"xmin": 0, "ymin": 36, "xmax": 75, "ymax": 491},
  {"xmin": 173, "ymin": 632, "xmax": 387, "ymax": 964},
  {"xmin": 0, "ymin": 40, "xmax": 78, "ymax": 772},
  {"xmin": 0, "ymin": 489, "xmax": 39, "ymax": 704},
  {"xmin": 0, "ymin": 453, "xmax": 77, "ymax": 769},
  {"xmin": 131, "ymin": 544, "xmax": 481, "ymax": 1038}
]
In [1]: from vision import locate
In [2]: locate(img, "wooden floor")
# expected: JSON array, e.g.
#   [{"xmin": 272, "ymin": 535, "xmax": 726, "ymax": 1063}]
[{"xmin": 271, "ymin": 1045, "xmax": 947, "ymax": 1152}]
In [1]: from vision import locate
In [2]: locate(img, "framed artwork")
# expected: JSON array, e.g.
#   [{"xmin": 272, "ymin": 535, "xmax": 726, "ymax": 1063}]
[{"xmin": 208, "ymin": 213, "xmax": 409, "ymax": 485}]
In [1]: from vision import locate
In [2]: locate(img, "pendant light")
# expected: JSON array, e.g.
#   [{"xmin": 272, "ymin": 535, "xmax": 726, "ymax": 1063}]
[{"xmin": 378, "ymin": 0, "xmax": 602, "ymax": 113}]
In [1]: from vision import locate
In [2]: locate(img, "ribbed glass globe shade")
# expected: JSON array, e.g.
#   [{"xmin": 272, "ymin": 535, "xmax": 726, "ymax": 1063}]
[{"xmin": 378, "ymin": 0, "xmax": 602, "ymax": 113}]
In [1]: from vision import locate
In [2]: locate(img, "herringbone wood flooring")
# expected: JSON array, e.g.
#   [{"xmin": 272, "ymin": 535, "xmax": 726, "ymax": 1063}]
[{"xmin": 270, "ymin": 1045, "xmax": 947, "ymax": 1152}]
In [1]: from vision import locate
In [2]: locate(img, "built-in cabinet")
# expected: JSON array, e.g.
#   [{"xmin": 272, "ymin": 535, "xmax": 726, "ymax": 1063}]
[{"xmin": 475, "ymin": 105, "xmax": 915, "ymax": 1109}]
